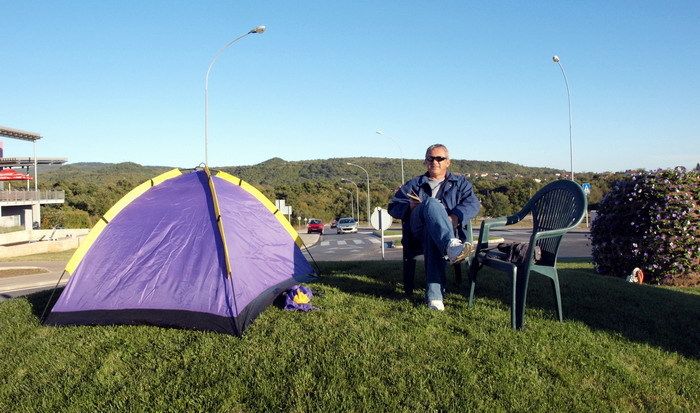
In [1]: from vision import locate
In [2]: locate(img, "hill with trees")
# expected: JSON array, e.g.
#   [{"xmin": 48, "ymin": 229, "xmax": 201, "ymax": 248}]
[{"xmin": 35, "ymin": 158, "xmax": 623, "ymax": 228}]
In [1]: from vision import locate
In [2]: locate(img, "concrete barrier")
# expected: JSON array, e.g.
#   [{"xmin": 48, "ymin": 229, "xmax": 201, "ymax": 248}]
[
  {"xmin": 0, "ymin": 229, "xmax": 89, "ymax": 259},
  {"xmin": 0, "ymin": 236, "xmax": 86, "ymax": 259},
  {"xmin": 0, "ymin": 228, "xmax": 89, "ymax": 246}
]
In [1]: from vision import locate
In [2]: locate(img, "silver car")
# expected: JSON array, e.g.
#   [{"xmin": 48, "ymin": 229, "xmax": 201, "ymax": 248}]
[{"xmin": 336, "ymin": 217, "xmax": 358, "ymax": 234}]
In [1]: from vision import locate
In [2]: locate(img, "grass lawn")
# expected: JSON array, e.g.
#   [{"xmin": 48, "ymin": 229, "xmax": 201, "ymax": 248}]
[{"xmin": 1, "ymin": 260, "xmax": 698, "ymax": 411}]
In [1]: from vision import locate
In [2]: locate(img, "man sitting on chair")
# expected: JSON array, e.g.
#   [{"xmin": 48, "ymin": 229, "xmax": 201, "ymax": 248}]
[{"xmin": 388, "ymin": 144, "xmax": 480, "ymax": 311}]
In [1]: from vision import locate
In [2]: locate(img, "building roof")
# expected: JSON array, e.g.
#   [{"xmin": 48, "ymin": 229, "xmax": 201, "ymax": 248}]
[
  {"xmin": 0, "ymin": 125, "xmax": 43, "ymax": 142},
  {"xmin": 0, "ymin": 157, "xmax": 67, "ymax": 167}
]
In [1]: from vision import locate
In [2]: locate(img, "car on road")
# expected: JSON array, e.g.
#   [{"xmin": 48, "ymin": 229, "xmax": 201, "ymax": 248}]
[
  {"xmin": 307, "ymin": 219, "xmax": 324, "ymax": 234},
  {"xmin": 336, "ymin": 217, "xmax": 358, "ymax": 234}
]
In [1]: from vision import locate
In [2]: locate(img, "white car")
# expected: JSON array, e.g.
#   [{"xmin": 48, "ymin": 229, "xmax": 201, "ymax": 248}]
[{"xmin": 336, "ymin": 217, "xmax": 358, "ymax": 234}]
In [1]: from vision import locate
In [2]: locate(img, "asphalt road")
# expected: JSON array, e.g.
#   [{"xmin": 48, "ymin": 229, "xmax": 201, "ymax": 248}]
[
  {"xmin": 303, "ymin": 226, "xmax": 592, "ymax": 262},
  {"xmin": 303, "ymin": 229, "xmax": 403, "ymax": 262}
]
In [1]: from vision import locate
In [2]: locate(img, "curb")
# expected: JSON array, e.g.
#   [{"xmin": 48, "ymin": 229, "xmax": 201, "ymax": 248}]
[{"xmin": 1, "ymin": 279, "xmax": 68, "ymax": 294}]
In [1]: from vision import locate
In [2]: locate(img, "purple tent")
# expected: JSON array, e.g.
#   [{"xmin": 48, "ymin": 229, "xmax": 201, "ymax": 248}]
[{"xmin": 45, "ymin": 168, "xmax": 316, "ymax": 335}]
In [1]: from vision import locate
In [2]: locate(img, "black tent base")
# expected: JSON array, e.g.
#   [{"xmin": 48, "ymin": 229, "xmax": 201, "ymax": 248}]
[{"xmin": 45, "ymin": 308, "xmax": 242, "ymax": 336}]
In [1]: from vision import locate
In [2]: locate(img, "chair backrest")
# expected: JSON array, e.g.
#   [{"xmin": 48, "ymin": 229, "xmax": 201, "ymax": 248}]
[{"xmin": 515, "ymin": 180, "xmax": 587, "ymax": 265}]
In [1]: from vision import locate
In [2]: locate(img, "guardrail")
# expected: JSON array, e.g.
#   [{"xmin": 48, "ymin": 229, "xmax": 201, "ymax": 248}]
[{"xmin": 0, "ymin": 190, "xmax": 65, "ymax": 202}]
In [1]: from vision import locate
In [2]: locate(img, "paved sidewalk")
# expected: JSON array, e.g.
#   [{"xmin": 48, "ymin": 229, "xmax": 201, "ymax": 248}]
[{"xmin": 0, "ymin": 260, "xmax": 68, "ymax": 296}]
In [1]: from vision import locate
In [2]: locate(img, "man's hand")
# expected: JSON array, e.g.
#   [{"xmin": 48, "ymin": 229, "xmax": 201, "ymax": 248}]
[{"xmin": 409, "ymin": 198, "xmax": 420, "ymax": 210}]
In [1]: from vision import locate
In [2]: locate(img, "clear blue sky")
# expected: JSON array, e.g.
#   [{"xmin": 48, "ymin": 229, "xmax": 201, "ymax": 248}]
[{"xmin": 2, "ymin": 1, "xmax": 698, "ymax": 173}]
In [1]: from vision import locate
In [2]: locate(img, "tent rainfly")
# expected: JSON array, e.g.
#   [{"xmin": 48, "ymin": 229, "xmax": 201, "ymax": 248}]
[{"xmin": 44, "ymin": 168, "xmax": 316, "ymax": 335}]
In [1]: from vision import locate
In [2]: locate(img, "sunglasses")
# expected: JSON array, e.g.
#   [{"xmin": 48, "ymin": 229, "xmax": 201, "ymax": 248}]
[{"xmin": 426, "ymin": 156, "xmax": 448, "ymax": 163}]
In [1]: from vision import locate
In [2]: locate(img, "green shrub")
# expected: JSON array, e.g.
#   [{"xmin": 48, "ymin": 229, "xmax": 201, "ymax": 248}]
[
  {"xmin": 590, "ymin": 167, "xmax": 700, "ymax": 285},
  {"xmin": 41, "ymin": 206, "xmax": 92, "ymax": 229}
]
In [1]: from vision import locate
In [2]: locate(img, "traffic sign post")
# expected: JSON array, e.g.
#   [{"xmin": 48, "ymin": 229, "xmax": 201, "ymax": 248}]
[
  {"xmin": 581, "ymin": 183, "xmax": 591, "ymax": 227},
  {"xmin": 370, "ymin": 207, "xmax": 392, "ymax": 259}
]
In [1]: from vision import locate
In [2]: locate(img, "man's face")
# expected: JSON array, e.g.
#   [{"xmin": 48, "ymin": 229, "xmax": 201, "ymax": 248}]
[{"xmin": 424, "ymin": 147, "xmax": 451, "ymax": 179}]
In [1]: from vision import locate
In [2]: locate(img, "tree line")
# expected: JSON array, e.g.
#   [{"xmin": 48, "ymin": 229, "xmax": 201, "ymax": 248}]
[{"xmin": 36, "ymin": 158, "xmax": 624, "ymax": 228}]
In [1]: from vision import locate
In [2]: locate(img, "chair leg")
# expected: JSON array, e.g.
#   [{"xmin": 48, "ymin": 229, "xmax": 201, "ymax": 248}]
[
  {"xmin": 453, "ymin": 262, "xmax": 463, "ymax": 287},
  {"xmin": 551, "ymin": 269, "xmax": 563, "ymax": 322},
  {"xmin": 467, "ymin": 260, "xmax": 478, "ymax": 308},
  {"xmin": 514, "ymin": 266, "xmax": 530, "ymax": 330},
  {"xmin": 403, "ymin": 257, "xmax": 417, "ymax": 297},
  {"xmin": 510, "ymin": 266, "xmax": 518, "ymax": 330}
]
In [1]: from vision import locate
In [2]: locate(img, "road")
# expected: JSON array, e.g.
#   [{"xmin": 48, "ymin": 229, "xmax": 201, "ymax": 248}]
[
  {"xmin": 303, "ymin": 229, "xmax": 403, "ymax": 262},
  {"xmin": 303, "ymin": 226, "xmax": 591, "ymax": 261}
]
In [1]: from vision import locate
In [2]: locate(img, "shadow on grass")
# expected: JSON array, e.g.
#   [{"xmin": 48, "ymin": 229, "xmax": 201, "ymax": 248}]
[
  {"xmin": 465, "ymin": 259, "xmax": 700, "ymax": 359},
  {"xmin": 21, "ymin": 287, "xmax": 65, "ymax": 321},
  {"xmin": 317, "ymin": 260, "xmax": 408, "ymax": 298},
  {"xmin": 319, "ymin": 259, "xmax": 700, "ymax": 359}
]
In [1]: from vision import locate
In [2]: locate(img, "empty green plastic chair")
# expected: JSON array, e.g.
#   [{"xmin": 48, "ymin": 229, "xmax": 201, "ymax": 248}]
[{"xmin": 467, "ymin": 179, "xmax": 586, "ymax": 329}]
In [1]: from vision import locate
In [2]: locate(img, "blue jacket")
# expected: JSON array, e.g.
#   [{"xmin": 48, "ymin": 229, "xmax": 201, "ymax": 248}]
[{"xmin": 388, "ymin": 172, "xmax": 480, "ymax": 242}]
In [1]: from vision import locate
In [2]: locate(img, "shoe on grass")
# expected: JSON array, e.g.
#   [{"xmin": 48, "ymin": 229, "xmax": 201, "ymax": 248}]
[
  {"xmin": 428, "ymin": 300, "xmax": 445, "ymax": 311},
  {"xmin": 446, "ymin": 238, "xmax": 474, "ymax": 264}
]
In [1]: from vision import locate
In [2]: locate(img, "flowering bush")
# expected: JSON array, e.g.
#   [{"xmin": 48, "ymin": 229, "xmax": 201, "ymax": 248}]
[{"xmin": 590, "ymin": 167, "xmax": 700, "ymax": 285}]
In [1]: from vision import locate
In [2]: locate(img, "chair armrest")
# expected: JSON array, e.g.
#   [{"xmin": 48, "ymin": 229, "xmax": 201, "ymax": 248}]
[
  {"xmin": 531, "ymin": 227, "xmax": 571, "ymax": 243},
  {"xmin": 476, "ymin": 216, "xmax": 508, "ymax": 249},
  {"xmin": 464, "ymin": 220, "xmax": 474, "ymax": 243}
]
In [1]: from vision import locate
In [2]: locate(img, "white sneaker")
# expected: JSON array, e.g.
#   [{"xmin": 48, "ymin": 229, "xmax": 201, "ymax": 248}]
[
  {"xmin": 446, "ymin": 238, "xmax": 474, "ymax": 264},
  {"xmin": 428, "ymin": 300, "xmax": 445, "ymax": 311}
]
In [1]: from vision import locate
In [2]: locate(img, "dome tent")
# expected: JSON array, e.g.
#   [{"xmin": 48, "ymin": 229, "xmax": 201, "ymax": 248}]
[{"xmin": 44, "ymin": 168, "xmax": 316, "ymax": 335}]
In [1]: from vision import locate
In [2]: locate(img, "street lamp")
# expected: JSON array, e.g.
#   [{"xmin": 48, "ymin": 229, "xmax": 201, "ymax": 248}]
[
  {"xmin": 552, "ymin": 54, "xmax": 574, "ymax": 181},
  {"xmin": 347, "ymin": 162, "xmax": 370, "ymax": 225},
  {"xmin": 376, "ymin": 130, "xmax": 405, "ymax": 185},
  {"xmin": 204, "ymin": 25, "xmax": 266, "ymax": 166},
  {"xmin": 341, "ymin": 178, "xmax": 360, "ymax": 223},
  {"xmin": 338, "ymin": 187, "xmax": 354, "ymax": 220}
]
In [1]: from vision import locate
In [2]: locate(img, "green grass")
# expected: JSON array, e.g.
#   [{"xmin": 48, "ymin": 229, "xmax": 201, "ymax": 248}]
[{"xmin": 1, "ymin": 260, "xmax": 698, "ymax": 411}]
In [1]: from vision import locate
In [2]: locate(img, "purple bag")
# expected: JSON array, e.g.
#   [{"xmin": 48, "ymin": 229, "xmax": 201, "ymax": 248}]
[{"xmin": 283, "ymin": 285, "xmax": 316, "ymax": 311}]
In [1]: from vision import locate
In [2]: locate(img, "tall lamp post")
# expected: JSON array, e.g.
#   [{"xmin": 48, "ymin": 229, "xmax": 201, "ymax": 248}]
[
  {"xmin": 338, "ymin": 187, "xmax": 355, "ymax": 220},
  {"xmin": 347, "ymin": 162, "xmax": 370, "ymax": 225},
  {"xmin": 341, "ymin": 178, "xmax": 360, "ymax": 221},
  {"xmin": 552, "ymin": 54, "xmax": 574, "ymax": 181},
  {"xmin": 204, "ymin": 25, "xmax": 266, "ymax": 166},
  {"xmin": 376, "ymin": 130, "xmax": 405, "ymax": 185}
]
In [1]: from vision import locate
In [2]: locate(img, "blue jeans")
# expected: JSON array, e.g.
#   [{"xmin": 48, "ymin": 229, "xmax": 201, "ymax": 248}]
[{"xmin": 410, "ymin": 197, "xmax": 455, "ymax": 302}]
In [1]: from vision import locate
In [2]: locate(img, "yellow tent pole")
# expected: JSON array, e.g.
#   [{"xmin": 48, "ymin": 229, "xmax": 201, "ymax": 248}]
[{"xmin": 205, "ymin": 166, "xmax": 233, "ymax": 277}]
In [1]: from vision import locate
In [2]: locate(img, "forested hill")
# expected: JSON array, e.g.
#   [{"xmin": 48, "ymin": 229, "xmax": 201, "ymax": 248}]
[
  {"xmin": 43, "ymin": 157, "xmax": 565, "ymax": 187},
  {"xmin": 223, "ymin": 157, "xmax": 565, "ymax": 186},
  {"xmin": 37, "ymin": 158, "xmax": 613, "ymax": 227}
]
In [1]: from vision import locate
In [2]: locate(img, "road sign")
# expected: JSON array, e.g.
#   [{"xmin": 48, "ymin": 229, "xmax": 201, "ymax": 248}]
[
  {"xmin": 371, "ymin": 207, "xmax": 393, "ymax": 260},
  {"xmin": 370, "ymin": 207, "xmax": 392, "ymax": 231},
  {"xmin": 581, "ymin": 182, "xmax": 591, "ymax": 195}
]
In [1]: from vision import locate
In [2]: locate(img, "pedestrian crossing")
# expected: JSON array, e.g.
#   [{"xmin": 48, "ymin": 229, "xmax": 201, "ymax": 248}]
[{"xmin": 319, "ymin": 237, "xmax": 381, "ymax": 247}]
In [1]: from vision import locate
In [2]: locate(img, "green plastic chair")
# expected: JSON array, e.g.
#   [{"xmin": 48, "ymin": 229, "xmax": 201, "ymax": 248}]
[{"xmin": 467, "ymin": 179, "xmax": 586, "ymax": 329}]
